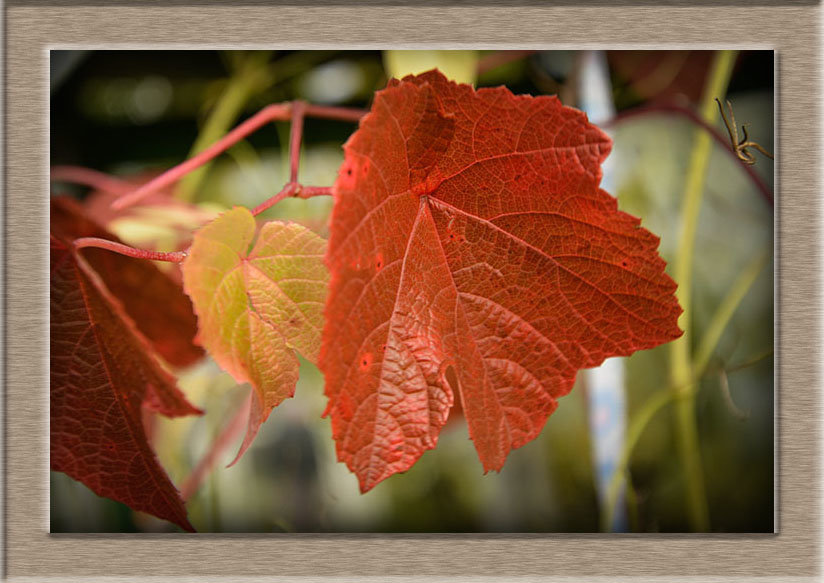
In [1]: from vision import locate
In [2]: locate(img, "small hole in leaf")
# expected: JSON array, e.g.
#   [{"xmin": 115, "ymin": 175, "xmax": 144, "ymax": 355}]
[{"xmin": 359, "ymin": 352, "xmax": 373, "ymax": 371}]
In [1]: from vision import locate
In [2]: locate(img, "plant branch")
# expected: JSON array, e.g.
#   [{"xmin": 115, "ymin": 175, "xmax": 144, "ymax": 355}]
[
  {"xmin": 175, "ymin": 51, "xmax": 276, "ymax": 203},
  {"xmin": 692, "ymin": 252, "xmax": 769, "ymax": 377},
  {"xmin": 74, "ymin": 237, "xmax": 187, "ymax": 263},
  {"xmin": 112, "ymin": 103, "xmax": 292, "ymax": 210},
  {"xmin": 602, "ymin": 249, "xmax": 766, "ymax": 531},
  {"xmin": 605, "ymin": 102, "xmax": 773, "ymax": 207},
  {"xmin": 51, "ymin": 166, "xmax": 137, "ymax": 196},
  {"xmin": 289, "ymin": 101, "xmax": 307, "ymax": 183},
  {"xmin": 304, "ymin": 104, "xmax": 366, "ymax": 123},
  {"xmin": 111, "ymin": 102, "xmax": 366, "ymax": 211},
  {"xmin": 602, "ymin": 383, "xmax": 683, "ymax": 532},
  {"xmin": 251, "ymin": 183, "xmax": 333, "ymax": 216},
  {"xmin": 180, "ymin": 391, "xmax": 251, "ymax": 502},
  {"xmin": 477, "ymin": 50, "xmax": 538, "ymax": 74},
  {"xmin": 669, "ymin": 49, "xmax": 738, "ymax": 532}
]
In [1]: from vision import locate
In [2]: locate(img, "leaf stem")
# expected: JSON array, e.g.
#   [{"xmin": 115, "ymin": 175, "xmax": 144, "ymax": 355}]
[
  {"xmin": 602, "ymin": 250, "xmax": 766, "ymax": 531},
  {"xmin": 111, "ymin": 102, "xmax": 365, "ymax": 211},
  {"xmin": 50, "ymin": 166, "xmax": 137, "ymax": 196},
  {"xmin": 112, "ymin": 103, "xmax": 291, "ymax": 210},
  {"xmin": 289, "ymin": 101, "xmax": 307, "ymax": 183},
  {"xmin": 605, "ymin": 102, "xmax": 773, "ymax": 207},
  {"xmin": 180, "ymin": 391, "xmax": 251, "ymax": 502},
  {"xmin": 692, "ymin": 252, "xmax": 769, "ymax": 377},
  {"xmin": 74, "ymin": 237, "xmax": 187, "ymax": 263},
  {"xmin": 251, "ymin": 183, "xmax": 333, "ymax": 217},
  {"xmin": 669, "ymin": 49, "xmax": 738, "ymax": 532},
  {"xmin": 601, "ymin": 386, "xmax": 683, "ymax": 531},
  {"xmin": 175, "ymin": 51, "xmax": 275, "ymax": 204},
  {"xmin": 304, "ymin": 104, "xmax": 368, "ymax": 123},
  {"xmin": 477, "ymin": 50, "xmax": 538, "ymax": 74}
]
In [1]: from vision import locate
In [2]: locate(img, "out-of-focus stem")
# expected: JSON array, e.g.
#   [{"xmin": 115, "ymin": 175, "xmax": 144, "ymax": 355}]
[
  {"xmin": 669, "ymin": 49, "xmax": 738, "ymax": 532},
  {"xmin": 605, "ymin": 102, "xmax": 773, "ymax": 207},
  {"xmin": 180, "ymin": 391, "xmax": 251, "ymax": 502},
  {"xmin": 692, "ymin": 252, "xmax": 769, "ymax": 377},
  {"xmin": 603, "ymin": 248, "xmax": 765, "ymax": 531},
  {"xmin": 51, "ymin": 166, "xmax": 137, "ymax": 196},
  {"xmin": 176, "ymin": 51, "xmax": 274, "ymax": 203},
  {"xmin": 74, "ymin": 237, "xmax": 187, "ymax": 263},
  {"xmin": 112, "ymin": 103, "xmax": 292, "ymax": 210},
  {"xmin": 112, "ymin": 103, "xmax": 365, "ymax": 211}
]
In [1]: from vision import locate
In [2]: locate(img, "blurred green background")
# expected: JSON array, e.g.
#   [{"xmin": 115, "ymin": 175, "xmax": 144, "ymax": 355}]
[{"xmin": 50, "ymin": 50, "xmax": 773, "ymax": 533}]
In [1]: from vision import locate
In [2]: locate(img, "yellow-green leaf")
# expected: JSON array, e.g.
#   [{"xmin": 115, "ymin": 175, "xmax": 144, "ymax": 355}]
[{"xmin": 182, "ymin": 207, "xmax": 327, "ymax": 462}]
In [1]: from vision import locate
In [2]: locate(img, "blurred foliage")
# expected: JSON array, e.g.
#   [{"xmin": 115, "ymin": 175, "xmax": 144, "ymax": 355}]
[{"xmin": 50, "ymin": 50, "xmax": 774, "ymax": 533}]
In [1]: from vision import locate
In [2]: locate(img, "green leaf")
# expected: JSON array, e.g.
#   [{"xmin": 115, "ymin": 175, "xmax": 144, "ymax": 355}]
[{"xmin": 182, "ymin": 206, "xmax": 327, "ymax": 463}]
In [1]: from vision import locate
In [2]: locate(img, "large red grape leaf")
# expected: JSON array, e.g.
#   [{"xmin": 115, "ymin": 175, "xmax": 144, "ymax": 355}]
[
  {"xmin": 182, "ymin": 207, "xmax": 327, "ymax": 464},
  {"xmin": 321, "ymin": 70, "xmax": 683, "ymax": 492},
  {"xmin": 50, "ymin": 234, "xmax": 201, "ymax": 531},
  {"xmin": 50, "ymin": 196, "xmax": 204, "ymax": 368}
]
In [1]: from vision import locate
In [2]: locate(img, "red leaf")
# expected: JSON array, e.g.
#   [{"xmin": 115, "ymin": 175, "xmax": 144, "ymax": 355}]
[
  {"xmin": 50, "ymin": 234, "xmax": 201, "ymax": 531},
  {"xmin": 51, "ymin": 197, "xmax": 204, "ymax": 368},
  {"xmin": 321, "ymin": 70, "xmax": 682, "ymax": 492}
]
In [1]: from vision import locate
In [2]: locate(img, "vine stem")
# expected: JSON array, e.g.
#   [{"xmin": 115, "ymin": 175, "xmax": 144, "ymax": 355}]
[
  {"xmin": 176, "ymin": 51, "xmax": 275, "ymax": 203},
  {"xmin": 180, "ymin": 390, "xmax": 251, "ymax": 502},
  {"xmin": 669, "ymin": 49, "xmax": 738, "ymax": 532},
  {"xmin": 251, "ymin": 183, "xmax": 332, "ymax": 216},
  {"xmin": 477, "ymin": 50, "xmax": 538, "ymax": 74},
  {"xmin": 604, "ymin": 102, "xmax": 773, "ymax": 206},
  {"xmin": 602, "ymin": 250, "xmax": 767, "ymax": 530},
  {"xmin": 51, "ymin": 166, "xmax": 137, "ymax": 196},
  {"xmin": 111, "ymin": 101, "xmax": 365, "ymax": 211},
  {"xmin": 74, "ymin": 237, "xmax": 187, "ymax": 263}
]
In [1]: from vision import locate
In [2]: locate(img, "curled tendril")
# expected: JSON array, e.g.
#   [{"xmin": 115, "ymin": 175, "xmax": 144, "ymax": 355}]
[{"xmin": 716, "ymin": 98, "xmax": 774, "ymax": 166}]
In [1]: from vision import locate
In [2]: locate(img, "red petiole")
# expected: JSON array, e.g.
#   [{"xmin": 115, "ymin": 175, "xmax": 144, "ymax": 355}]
[
  {"xmin": 58, "ymin": 101, "xmax": 365, "ymax": 264},
  {"xmin": 51, "ymin": 166, "xmax": 138, "ymax": 196},
  {"xmin": 111, "ymin": 101, "xmax": 365, "ymax": 211},
  {"xmin": 250, "ymin": 183, "xmax": 332, "ymax": 216},
  {"xmin": 74, "ymin": 237, "xmax": 188, "ymax": 263}
]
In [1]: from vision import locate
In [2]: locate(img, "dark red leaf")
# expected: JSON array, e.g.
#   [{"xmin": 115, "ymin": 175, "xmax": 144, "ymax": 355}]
[
  {"xmin": 51, "ymin": 197, "xmax": 204, "ymax": 368},
  {"xmin": 321, "ymin": 70, "xmax": 682, "ymax": 492},
  {"xmin": 50, "ymin": 234, "xmax": 200, "ymax": 531}
]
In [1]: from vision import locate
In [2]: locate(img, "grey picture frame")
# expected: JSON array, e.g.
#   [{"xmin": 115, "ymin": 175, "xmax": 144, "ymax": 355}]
[{"xmin": 8, "ymin": 1, "xmax": 818, "ymax": 580}]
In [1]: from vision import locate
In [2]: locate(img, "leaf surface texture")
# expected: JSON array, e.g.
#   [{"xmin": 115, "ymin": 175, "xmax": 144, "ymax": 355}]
[{"xmin": 321, "ymin": 70, "xmax": 682, "ymax": 491}]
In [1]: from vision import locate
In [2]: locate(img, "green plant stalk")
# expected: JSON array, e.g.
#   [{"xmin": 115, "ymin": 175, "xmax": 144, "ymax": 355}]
[
  {"xmin": 692, "ymin": 252, "xmax": 769, "ymax": 376},
  {"xmin": 669, "ymin": 49, "xmax": 738, "ymax": 532},
  {"xmin": 224, "ymin": 139, "xmax": 269, "ymax": 201},
  {"xmin": 176, "ymin": 52, "xmax": 273, "ymax": 203},
  {"xmin": 602, "ymin": 248, "xmax": 765, "ymax": 531},
  {"xmin": 601, "ymin": 387, "xmax": 679, "ymax": 531}
]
